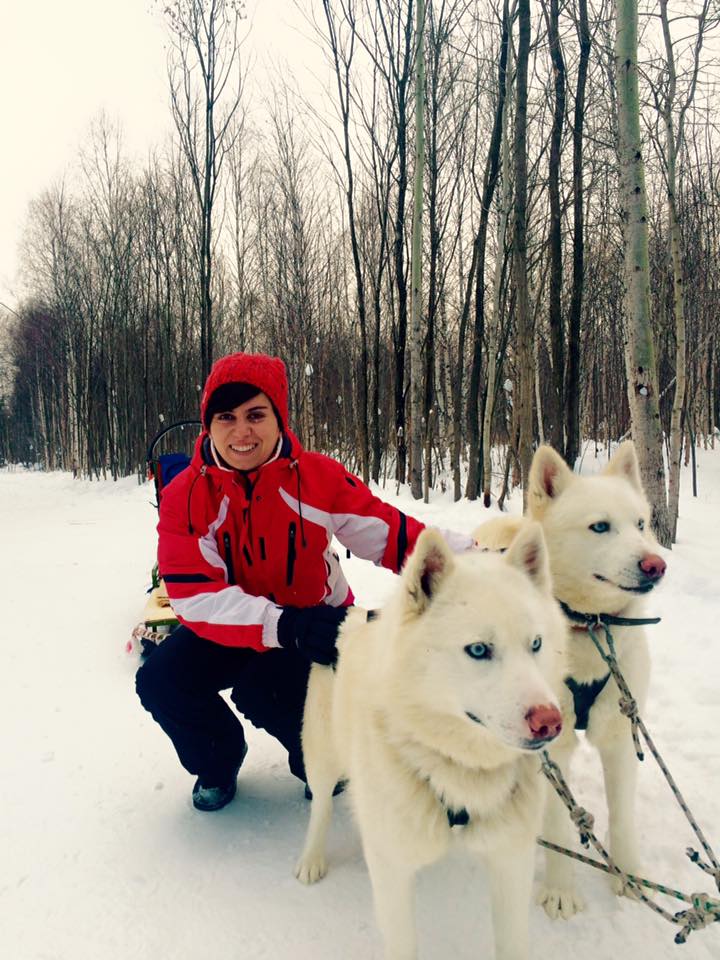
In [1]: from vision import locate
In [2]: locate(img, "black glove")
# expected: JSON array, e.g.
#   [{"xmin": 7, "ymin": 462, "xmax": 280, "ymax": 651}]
[{"xmin": 277, "ymin": 604, "xmax": 349, "ymax": 666}]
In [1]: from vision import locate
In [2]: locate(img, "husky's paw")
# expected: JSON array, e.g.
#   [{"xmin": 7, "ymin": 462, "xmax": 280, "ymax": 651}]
[
  {"xmin": 610, "ymin": 871, "xmax": 644, "ymax": 899},
  {"xmin": 536, "ymin": 885, "xmax": 586, "ymax": 920},
  {"xmin": 294, "ymin": 854, "xmax": 328, "ymax": 885},
  {"xmin": 608, "ymin": 850, "xmax": 642, "ymax": 898}
]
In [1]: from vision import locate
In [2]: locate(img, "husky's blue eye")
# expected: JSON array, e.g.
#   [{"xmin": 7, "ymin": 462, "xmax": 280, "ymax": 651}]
[
  {"xmin": 638, "ymin": 519, "xmax": 645, "ymax": 531},
  {"xmin": 531, "ymin": 635, "xmax": 542, "ymax": 653},
  {"xmin": 589, "ymin": 521, "xmax": 610, "ymax": 534},
  {"xmin": 465, "ymin": 642, "xmax": 492, "ymax": 661}
]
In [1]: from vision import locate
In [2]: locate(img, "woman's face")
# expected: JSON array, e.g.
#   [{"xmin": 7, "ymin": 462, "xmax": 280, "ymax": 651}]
[{"xmin": 209, "ymin": 391, "xmax": 281, "ymax": 470}]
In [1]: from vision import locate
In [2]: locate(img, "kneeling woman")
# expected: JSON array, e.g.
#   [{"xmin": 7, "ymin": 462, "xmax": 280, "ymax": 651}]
[{"xmin": 136, "ymin": 351, "xmax": 473, "ymax": 810}]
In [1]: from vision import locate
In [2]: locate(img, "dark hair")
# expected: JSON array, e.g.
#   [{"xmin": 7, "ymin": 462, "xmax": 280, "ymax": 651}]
[{"xmin": 204, "ymin": 382, "xmax": 281, "ymax": 429}]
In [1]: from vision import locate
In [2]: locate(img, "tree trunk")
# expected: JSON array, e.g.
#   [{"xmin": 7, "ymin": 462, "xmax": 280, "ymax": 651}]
[
  {"xmin": 321, "ymin": 0, "xmax": 370, "ymax": 483},
  {"xmin": 483, "ymin": 10, "xmax": 512, "ymax": 508},
  {"xmin": 658, "ymin": 0, "xmax": 709, "ymax": 541},
  {"xmin": 409, "ymin": 0, "xmax": 426, "ymax": 500},
  {"xmin": 615, "ymin": 0, "xmax": 671, "ymax": 545},
  {"xmin": 565, "ymin": 0, "xmax": 591, "ymax": 468},
  {"xmin": 543, "ymin": 0, "xmax": 566, "ymax": 454},
  {"xmin": 390, "ymin": 4, "xmax": 413, "ymax": 486},
  {"xmin": 514, "ymin": 0, "xmax": 534, "ymax": 507},
  {"xmin": 465, "ymin": 0, "xmax": 510, "ymax": 499},
  {"xmin": 166, "ymin": 0, "xmax": 243, "ymax": 381}
]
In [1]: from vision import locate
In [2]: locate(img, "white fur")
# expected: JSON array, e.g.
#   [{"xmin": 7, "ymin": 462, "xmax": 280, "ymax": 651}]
[
  {"xmin": 297, "ymin": 524, "xmax": 566, "ymax": 960},
  {"xmin": 520, "ymin": 442, "xmax": 662, "ymax": 919}
]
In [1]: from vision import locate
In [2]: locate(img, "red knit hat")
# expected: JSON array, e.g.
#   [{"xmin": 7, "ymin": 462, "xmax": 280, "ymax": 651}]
[{"xmin": 200, "ymin": 353, "xmax": 289, "ymax": 429}]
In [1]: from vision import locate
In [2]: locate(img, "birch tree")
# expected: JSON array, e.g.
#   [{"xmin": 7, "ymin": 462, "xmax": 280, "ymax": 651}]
[
  {"xmin": 655, "ymin": 0, "xmax": 714, "ymax": 541},
  {"xmin": 615, "ymin": 0, "xmax": 671, "ymax": 544}
]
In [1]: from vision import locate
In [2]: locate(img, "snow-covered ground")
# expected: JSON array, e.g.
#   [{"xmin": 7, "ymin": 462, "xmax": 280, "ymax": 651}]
[{"xmin": 2, "ymin": 447, "xmax": 719, "ymax": 959}]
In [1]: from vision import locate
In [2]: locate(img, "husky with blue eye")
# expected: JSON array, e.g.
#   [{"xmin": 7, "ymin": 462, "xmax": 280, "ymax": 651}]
[
  {"xmin": 296, "ymin": 523, "xmax": 566, "ymax": 960},
  {"xmin": 474, "ymin": 443, "xmax": 666, "ymax": 920}
]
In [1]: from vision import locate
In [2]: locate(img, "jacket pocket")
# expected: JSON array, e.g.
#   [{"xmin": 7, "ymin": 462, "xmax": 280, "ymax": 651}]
[
  {"xmin": 222, "ymin": 532, "xmax": 236, "ymax": 585},
  {"xmin": 286, "ymin": 522, "xmax": 297, "ymax": 586}
]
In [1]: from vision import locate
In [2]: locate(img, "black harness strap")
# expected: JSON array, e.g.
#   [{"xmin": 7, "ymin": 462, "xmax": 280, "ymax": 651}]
[
  {"xmin": 447, "ymin": 807, "xmax": 470, "ymax": 827},
  {"xmin": 560, "ymin": 601, "xmax": 660, "ymax": 730},
  {"xmin": 396, "ymin": 512, "xmax": 409, "ymax": 571},
  {"xmin": 565, "ymin": 675, "xmax": 611, "ymax": 730}
]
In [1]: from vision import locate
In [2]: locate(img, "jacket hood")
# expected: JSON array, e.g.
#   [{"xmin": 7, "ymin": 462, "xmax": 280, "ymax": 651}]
[{"xmin": 200, "ymin": 353, "xmax": 289, "ymax": 429}]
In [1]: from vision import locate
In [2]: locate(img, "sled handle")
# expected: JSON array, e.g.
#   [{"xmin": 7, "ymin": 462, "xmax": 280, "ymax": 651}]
[{"xmin": 146, "ymin": 420, "xmax": 202, "ymax": 463}]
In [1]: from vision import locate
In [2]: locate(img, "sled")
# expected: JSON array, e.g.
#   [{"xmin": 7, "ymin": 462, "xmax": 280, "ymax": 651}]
[{"xmin": 130, "ymin": 419, "xmax": 201, "ymax": 656}]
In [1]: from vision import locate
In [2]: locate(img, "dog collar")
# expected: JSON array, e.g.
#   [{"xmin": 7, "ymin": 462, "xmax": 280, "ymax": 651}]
[{"xmin": 559, "ymin": 601, "xmax": 661, "ymax": 628}]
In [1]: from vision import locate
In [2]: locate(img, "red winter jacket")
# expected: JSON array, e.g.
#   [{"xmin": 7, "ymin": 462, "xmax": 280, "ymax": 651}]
[{"xmin": 157, "ymin": 429, "xmax": 429, "ymax": 651}]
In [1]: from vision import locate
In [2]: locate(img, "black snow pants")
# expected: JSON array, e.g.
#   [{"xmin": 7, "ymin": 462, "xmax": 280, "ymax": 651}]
[{"xmin": 135, "ymin": 625, "xmax": 311, "ymax": 784}]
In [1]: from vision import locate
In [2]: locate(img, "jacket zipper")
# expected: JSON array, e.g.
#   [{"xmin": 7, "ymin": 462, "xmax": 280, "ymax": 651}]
[
  {"xmin": 223, "ymin": 532, "xmax": 236, "ymax": 585},
  {"xmin": 286, "ymin": 522, "xmax": 297, "ymax": 586}
]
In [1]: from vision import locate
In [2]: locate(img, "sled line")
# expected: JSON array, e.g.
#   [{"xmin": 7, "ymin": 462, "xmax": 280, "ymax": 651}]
[
  {"xmin": 540, "ymin": 749, "xmax": 719, "ymax": 944},
  {"xmin": 586, "ymin": 619, "xmax": 720, "ymax": 883}
]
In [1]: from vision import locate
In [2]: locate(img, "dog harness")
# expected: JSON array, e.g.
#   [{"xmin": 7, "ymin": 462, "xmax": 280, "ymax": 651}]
[
  {"xmin": 560, "ymin": 601, "xmax": 661, "ymax": 731},
  {"xmin": 564, "ymin": 674, "xmax": 610, "ymax": 730}
]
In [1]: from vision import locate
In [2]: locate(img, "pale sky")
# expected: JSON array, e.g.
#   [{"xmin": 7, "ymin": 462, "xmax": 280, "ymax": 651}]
[{"xmin": 0, "ymin": 0, "xmax": 317, "ymax": 311}]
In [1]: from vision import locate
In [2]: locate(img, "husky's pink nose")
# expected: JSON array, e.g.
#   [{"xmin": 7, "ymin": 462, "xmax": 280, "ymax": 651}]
[
  {"xmin": 526, "ymin": 704, "xmax": 562, "ymax": 741},
  {"xmin": 639, "ymin": 554, "xmax": 666, "ymax": 580}
]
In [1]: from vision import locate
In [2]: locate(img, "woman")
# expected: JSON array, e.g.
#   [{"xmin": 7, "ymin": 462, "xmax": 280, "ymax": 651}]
[{"xmin": 136, "ymin": 352, "xmax": 473, "ymax": 810}]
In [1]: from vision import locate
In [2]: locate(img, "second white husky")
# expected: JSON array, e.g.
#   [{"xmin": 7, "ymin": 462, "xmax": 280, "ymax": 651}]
[
  {"xmin": 474, "ymin": 442, "xmax": 667, "ymax": 920},
  {"xmin": 296, "ymin": 523, "xmax": 566, "ymax": 960}
]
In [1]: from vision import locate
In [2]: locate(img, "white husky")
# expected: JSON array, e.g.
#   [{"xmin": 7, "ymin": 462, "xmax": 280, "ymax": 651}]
[
  {"xmin": 296, "ymin": 524, "xmax": 566, "ymax": 960},
  {"xmin": 475, "ymin": 442, "xmax": 666, "ymax": 920}
]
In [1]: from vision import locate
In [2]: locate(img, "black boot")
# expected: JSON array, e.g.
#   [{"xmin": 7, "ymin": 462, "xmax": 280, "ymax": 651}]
[{"xmin": 192, "ymin": 743, "xmax": 248, "ymax": 812}]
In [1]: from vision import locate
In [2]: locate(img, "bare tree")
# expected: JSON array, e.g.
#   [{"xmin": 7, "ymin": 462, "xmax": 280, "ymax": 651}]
[
  {"xmin": 565, "ymin": 0, "xmax": 591, "ymax": 468},
  {"xmin": 654, "ymin": 0, "xmax": 715, "ymax": 540},
  {"xmin": 482, "ymin": 0, "xmax": 513, "ymax": 508},
  {"xmin": 542, "ymin": 0, "xmax": 566, "ymax": 454},
  {"xmin": 513, "ymin": 0, "xmax": 534, "ymax": 505},
  {"xmin": 164, "ymin": 0, "xmax": 245, "ymax": 379},
  {"xmin": 409, "ymin": 0, "xmax": 427, "ymax": 499},
  {"xmin": 318, "ymin": 0, "xmax": 372, "ymax": 482},
  {"xmin": 7, "ymin": 0, "xmax": 720, "ymax": 503}
]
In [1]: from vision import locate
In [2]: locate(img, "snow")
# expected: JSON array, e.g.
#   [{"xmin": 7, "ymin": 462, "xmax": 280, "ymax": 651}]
[{"xmin": 2, "ymin": 448, "xmax": 719, "ymax": 959}]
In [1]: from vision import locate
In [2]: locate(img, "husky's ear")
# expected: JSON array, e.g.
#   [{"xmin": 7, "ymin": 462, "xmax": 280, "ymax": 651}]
[
  {"xmin": 527, "ymin": 445, "xmax": 575, "ymax": 519},
  {"xmin": 403, "ymin": 528, "xmax": 455, "ymax": 614},
  {"xmin": 505, "ymin": 521, "xmax": 552, "ymax": 595},
  {"xmin": 603, "ymin": 441, "xmax": 643, "ymax": 493}
]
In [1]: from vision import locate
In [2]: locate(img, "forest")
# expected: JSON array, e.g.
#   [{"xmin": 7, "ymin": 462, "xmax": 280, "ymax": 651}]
[{"xmin": 1, "ymin": 0, "xmax": 718, "ymax": 549}]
